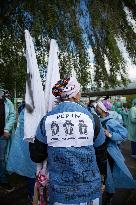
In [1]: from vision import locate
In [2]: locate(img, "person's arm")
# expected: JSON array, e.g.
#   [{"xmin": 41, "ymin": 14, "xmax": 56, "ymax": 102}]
[
  {"xmin": 29, "ymin": 138, "xmax": 48, "ymax": 163},
  {"xmin": 4, "ymin": 99, "xmax": 16, "ymax": 138},
  {"xmin": 105, "ymin": 120, "xmax": 128, "ymax": 142},
  {"xmin": 29, "ymin": 116, "xmax": 48, "ymax": 163}
]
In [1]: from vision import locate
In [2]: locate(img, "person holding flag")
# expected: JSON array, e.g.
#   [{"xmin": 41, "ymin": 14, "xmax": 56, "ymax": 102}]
[{"xmin": 24, "ymin": 30, "xmax": 105, "ymax": 204}]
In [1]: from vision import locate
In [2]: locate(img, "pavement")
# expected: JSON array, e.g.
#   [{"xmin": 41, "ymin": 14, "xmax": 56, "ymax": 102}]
[{"xmin": 0, "ymin": 141, "xmax": 136, "ymax": 205}]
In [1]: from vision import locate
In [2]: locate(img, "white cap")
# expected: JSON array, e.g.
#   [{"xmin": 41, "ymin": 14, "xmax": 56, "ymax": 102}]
[{"xmin": 97, "ymin": 101, "xmax": 108, "ymax": 113}]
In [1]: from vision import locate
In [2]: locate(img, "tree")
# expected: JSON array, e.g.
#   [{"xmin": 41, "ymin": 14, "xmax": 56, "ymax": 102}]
[{"xmin": 0, "ymin": 0, "xmax": 136, "ymax": 96}]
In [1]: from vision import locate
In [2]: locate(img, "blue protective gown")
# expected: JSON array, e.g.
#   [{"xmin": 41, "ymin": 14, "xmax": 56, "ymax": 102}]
[
  {"xmin": 101, "ymin": 116, "xmax": 136, "ymax": 193},
  {"xmin": 7, "ymin": 109, "xmax": 36, "ymax": 178}
]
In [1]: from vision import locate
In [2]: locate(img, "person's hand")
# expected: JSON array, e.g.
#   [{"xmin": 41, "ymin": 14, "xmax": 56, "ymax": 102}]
[
  {"xmin": 104, "ymin": 129, "xmax": 112, "ymax": 138},
  {"xmin": 101, "ymin": 184, "xmax": 106, "ymax": 193},
  {"xmin": 3, "ymin": 130, "xmax": 10, "ymax": 139}
]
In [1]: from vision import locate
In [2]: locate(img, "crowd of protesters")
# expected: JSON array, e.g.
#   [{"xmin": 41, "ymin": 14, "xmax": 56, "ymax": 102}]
[{"xmin": 0, "ymin": 77, "xmax": 136, "ymax": 205}]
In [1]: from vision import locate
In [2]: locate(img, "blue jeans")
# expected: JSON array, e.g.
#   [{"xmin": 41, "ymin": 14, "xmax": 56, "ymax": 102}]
[{"xmin": 0, "ymin": 137, "xmax": 8, "ymax": 183}]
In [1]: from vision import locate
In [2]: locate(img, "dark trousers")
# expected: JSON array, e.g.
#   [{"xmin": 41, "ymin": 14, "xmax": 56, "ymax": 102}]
[
  {"xmin": 0, "ymin": 137, "xmax": 8, "ymax": 183},
  {"xmin": 28, "ymin": 177, "xmax": 35, "ymax": 198},
  {"xmin": 131, "ymin": 141, "xmax": 136, "ymax": 155}
]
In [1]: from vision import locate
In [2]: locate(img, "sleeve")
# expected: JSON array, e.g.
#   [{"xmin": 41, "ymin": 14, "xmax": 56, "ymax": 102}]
[
  {"xmin": 29, "ymin": 138, "xmax": 48, "ymax": 163},
  {"xmin": 35, "ymin": 116, "xmax": 47, "ymax": 143},
  {"xmin": 94, "ymin": 122, "xmax": 106, "ymax": 147},
  {"xmin": 4, "ymin": 100, "xmax": 16, "ymax": 132},
  {"xmin": 106, "ymin": 120, "xmax": 128, "ymax": 142},
  {"xmin": 130, "ymin": 107, "xmax": 136, "ymax": 123}
]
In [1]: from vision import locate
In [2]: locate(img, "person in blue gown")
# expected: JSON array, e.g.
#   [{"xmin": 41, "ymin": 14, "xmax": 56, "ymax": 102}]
[
  {"xmin": 96, "ymin": 101, "xmax": 136, "ymax": 205},
  {"xmin": 7, "ymin": 105, "xmax": 36, "ymax": 202}
]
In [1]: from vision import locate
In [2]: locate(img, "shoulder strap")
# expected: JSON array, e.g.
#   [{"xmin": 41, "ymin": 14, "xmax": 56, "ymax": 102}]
[
  {"xmin": 101, "ymin": 118, "xmax": 112, "ymax": 128},
  {"xmin": 92, "ymin": 113, "xmax": 100, "ymax": 141}
]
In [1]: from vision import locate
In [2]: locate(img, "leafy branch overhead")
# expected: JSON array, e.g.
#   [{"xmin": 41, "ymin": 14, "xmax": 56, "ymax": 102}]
[{"xmin": 0, "ymin": 0, "xmax": 136, "ymax": 95}]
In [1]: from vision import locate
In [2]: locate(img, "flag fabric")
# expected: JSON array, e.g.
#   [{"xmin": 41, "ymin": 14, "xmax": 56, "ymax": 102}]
[
  {"xmin": 44, "ymin": 39, "xmax": 60, "ymax": 113},
  {"xmin": 37, "ymin": 39, "xmax": 60, "ymax": 176},
  {"xmin": 24, "ymin": 30, "xmax": 45, "ymax": 142}
]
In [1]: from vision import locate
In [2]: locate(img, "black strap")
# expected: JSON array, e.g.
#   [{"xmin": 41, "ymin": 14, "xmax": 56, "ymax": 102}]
[
  {"xmin": 101, "ymin": 118, "xmax": 112, "ymax": 129},
  {"xmin": 92, "ymin": 113, "xmax": 100, "ymax": 141}
]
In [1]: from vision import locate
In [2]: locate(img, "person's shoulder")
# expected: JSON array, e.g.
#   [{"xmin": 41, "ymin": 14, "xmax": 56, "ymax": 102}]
[
  {"xmin": 103, "ymin": 116, "xmax": 115, "ymax": 125},
  {"xmin": 107, "ymin": 117, "xmax": 117, "ymax": 123},
  {"xmin": 5, "ymin": 98, "xmax": 14, "ymax": 106},
  {"xmin": 46, "ymin": 102, "xmax": 93, "ymax": 117},
  {"xmin": 5, "ymin": 98, "xmax": 12, "ymax": 103},
  {"xmin": 74, "ymin": 102, "xmax": 93, "ymax": 115},
  {"xmin": 107, "ymin": 117, "xmax": 126, "ymax": 130},
  {"xmin": 131, "ymin": 106, "xmax": 136, "ymax": 112},
  {"xmin": 51, "ymin": 102, "xmax": 82, "ymax": 111}
]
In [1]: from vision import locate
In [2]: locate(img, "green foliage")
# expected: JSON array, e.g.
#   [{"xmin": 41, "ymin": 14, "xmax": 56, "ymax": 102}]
[
  {"xmin": 87, "ymin": 0, "xmax": 136, "ymax": 88},
  {"xmin": 0, "ymin": 0, "xmax": 136, "ymax": 96},
  {"xmin": 123, "ymin": 94, "xmax": 136, "ymax": 107}
]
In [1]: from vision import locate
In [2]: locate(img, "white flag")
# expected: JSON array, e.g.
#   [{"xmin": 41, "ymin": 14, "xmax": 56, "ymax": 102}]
[
  {"xmin": 44, "ymin": 39, "xmax": 60, "ymax": 113},
  {"xmin": 37, "ymin": 39, "xmax": 60, "ymax": 173},
  {"xmin": 24, "ymin": 30, "xmax": 45, "ymax": 142}
]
